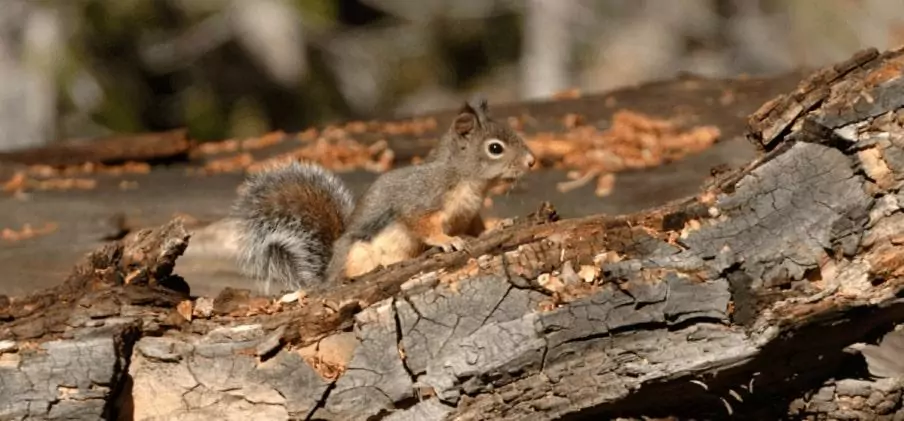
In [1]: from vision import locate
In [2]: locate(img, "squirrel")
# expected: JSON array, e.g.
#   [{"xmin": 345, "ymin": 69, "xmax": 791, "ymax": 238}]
[{"xmin": 231, "ymin": 96, "xmax": 536, "ymax": 295}]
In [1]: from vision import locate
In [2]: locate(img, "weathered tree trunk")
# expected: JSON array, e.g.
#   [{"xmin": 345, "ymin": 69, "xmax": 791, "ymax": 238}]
[{"xmin": 3, "ymin": 47, "xmax": 904, "ymax": 421}]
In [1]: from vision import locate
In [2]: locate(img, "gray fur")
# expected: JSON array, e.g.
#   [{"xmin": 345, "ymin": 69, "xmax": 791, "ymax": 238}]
[
  {"xmin": 346, "ymin": 208, "xmax": 397, "ymax": 242},
  {"xmin": 235, "ymin": 95, "xmax": 532, "ymax": 290},
  {"xmin": 232, "ymin": 161, "xmax": 355, "ymax": 295},
  {"xmin": 466, "ymin": 94, "xmax": 490, "ymax": 126},
  {"xmin": 323, "ymin": 96, "xmax": 534, "ymax": 283}
]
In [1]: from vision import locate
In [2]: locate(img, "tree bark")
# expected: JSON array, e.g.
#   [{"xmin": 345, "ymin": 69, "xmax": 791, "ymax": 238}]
[{"xmin": 3, "ymin": 47, "xmax": 904, "ymax": 421}]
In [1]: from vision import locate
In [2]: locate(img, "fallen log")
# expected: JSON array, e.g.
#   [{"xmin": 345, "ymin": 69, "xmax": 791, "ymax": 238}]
[
  {"xmin": 3, "ymin": 47, "xmax": 904, "ymax": 421},
  {"xmin": 0, "ymin": 129, "xmax": 191, "ymax": 167},
  {"xmin": 0, "ymin": 71, "xmax": 801, "ymax": 298}
]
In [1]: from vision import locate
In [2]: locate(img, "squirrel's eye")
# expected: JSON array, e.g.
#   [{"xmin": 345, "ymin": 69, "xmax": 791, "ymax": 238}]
[{"xmin": 486, "ymin": 140, "xmax": 505, "ymax": 158}]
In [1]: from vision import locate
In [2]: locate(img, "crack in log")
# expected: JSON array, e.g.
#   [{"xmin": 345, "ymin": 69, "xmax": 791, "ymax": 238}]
[
  {"xmin": 103, "ymin": 322, "xmax": 142, "ymax": 420},
  {"xmin": 399, "ymin": 293, "xmax": 455, "ymax": 330},
  {"xmin": 538, "ymin": 337, "xmax": 551, "ymax": 375},
  {"xmin": 391, "ymin": 298, "xmax": 418, "ymax": 387},
  {"xmin": 397, "ymin": 293, "xmax": 464, "ymax": 374},
  {"xmin": 303, "ymin": 380, "xmax": 335, "ymax": 421},
  {"xmin": 593, "ymin": 304, "xmax": 904, "ymax": 420},
  {"xmin": 476, "ymin": 286, "xmax": 513, "ymax": 332}
]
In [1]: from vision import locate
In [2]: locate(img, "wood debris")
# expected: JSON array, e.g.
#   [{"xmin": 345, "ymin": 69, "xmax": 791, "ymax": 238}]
[
  {"xmin": 195, "ymin": 131, "xmax": 396, "ymax": 176},
  {"xmin": 529, "ymin": 110, "xmax": 720, "ymax": 196},
  {"xmin": 175, "ymin": 300, "xmax": 193, "ymax": 322},
  {"xmin": 240, "ymin": 131, "xmax": 286, "ymax": 150},
  {"xmin": 552, "ymin": 88, "xmax": 582, "ymax": 100},
  {"xmin": 195, "ymin": 139, "xmax": 240, "ymax": 156},
  {"xmin": 1, "ymin": 222, "xmax": 58, "ymax": 242},
  {"xmin": 2, "ymin": 172, "xmax": 97, "ymax": 194},
  {"xmin": 26, "ymin": 161, "xmax": 151, "ymax": 177},
  {"xmin": 195, "ymin": 153, "xmax": 254, "ymax": 175}
]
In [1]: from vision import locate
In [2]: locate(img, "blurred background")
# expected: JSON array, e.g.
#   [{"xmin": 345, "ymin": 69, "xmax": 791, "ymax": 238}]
[{"xmin": 1, "ymin": 0, "xmax": 903, "ymax": 152}]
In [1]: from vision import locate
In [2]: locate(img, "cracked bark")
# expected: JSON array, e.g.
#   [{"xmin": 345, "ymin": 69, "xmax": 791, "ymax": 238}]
[{"xmin": 3, "ymin": 46, "xmax": 904, "ymax": 421}]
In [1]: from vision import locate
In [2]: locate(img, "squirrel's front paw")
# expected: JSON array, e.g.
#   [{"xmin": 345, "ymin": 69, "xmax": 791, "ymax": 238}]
[{"xmin": 427, "ymin": 236, "xmax": 467, "ymax": 253}]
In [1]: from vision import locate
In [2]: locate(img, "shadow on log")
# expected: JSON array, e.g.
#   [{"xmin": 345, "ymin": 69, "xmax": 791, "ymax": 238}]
[{"xmin": 3, "ymin": 47, "xmax": 904, "ymax": 420}]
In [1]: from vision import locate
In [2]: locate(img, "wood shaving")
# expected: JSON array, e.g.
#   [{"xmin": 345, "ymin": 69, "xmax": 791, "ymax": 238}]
[
  {"xmin": 196, "ymin": 133, "xmax": 397, "ymax": 176},
  {"xmin": 27, "ymin": 161, "xmax": 150, "ymax": 177},
  {"xmin": 1, "ymin": 222, "xmax": 57, "ymax": 242},
  {"xmin": 123, "ymin": 270, "xmax": 142, "ymax": 285},
  {"xmin": 279, "ymin": 290, "xmax": 305, "ymax": 304},
  {"xmin": 698, "ymin": 191, "xmax": 717, "ymax": 205},
  {"xmin": 562, "ymin": 113, "xmax": 584, "ymax": 129},
  {"xmin": 483, "ymin": 217, "xmax": 502, "ymax": 230},
  {"xmin": 595, "ymin": 173, "xmax": 616, "ymax": 197},
  {"xmin": 556, "ymin": 169, "xmax": 599, "ymax": 193},
  {"xmin": 296, "ymin": 117, "xmax": 437, "ymax": 140},
  {"xmin": 197, "ymin": 153, "xmax": 254, "ymax": 175},
  {"xmin": 303, "ymin": 354, "xmax": 345, "ymax": 381},
  {"xmin": 3, "ymin": 172, "xmax": 97, "ymax": 194},
  {"xmin": 196, "ymin": 139, "xmax": 240, "ymax": 155},
  {"xmin": 374, "ymin": 117, "xmax": 437, "ymax": 136},
  {"xmin": 183, "ymin": 108, "xmax": 717, "ymax": 183},
  {"xmin": 538, "ymin": 300, "xmax": 559, "ymax": 312},
  {"xmin": 298, "ymin": 128, "xmax": 318, "ymax": 142},
  {"xmin": 193, "ymin": 297, "xmax": 214, "ymax": 318},
  {"xmin": 2, "ymin": 172, "xmax": 26, "ymax": 193},
  {"xmin": 577, "ymin": 265, "xmax": 599, "ymax": 283},
  {"xmin": 592, "ymin": 251, "xmax": 622, "ymax": 266},
  {"xmin": 528, "ymin": 110, "xmax": 720, "ymax": 196},
  {"xmin": 720, "ymin": 89, "xmax": 736, "ymax": 106},
  {"xmin": 176, "ymin": 300, "xmax": 193, "ymax": 322},
  {"xmin": 195, "ymin": 132, "xmax": 286, "ymax": 157},
  {"xmin": 32, "ymin": 178, "xmax": 97, "ymax": 191},
  {"xmin": 343, "ymin": 121, "xmax": 368, "ymax": 134},
  {"xmin": 858, "ymin": 147, "xmax": 895, "ymax": 189},
  {"xmin": 229, "ymin": 297, "xmax": 274, "ymax": 317},
  {"xmin": 241, "ymin": 131, "xmax": 285, "ymax": 150},
  {"xmin": 680, "ymin": 219, "xmax": 703, "ymax": 238},
  {"xmin": 537, "ymin": 273, "xmax": 566, "ymax": 293},
  {"xmin": 552, "ymin": 88, "xmax": 581, "ymax": 100}
]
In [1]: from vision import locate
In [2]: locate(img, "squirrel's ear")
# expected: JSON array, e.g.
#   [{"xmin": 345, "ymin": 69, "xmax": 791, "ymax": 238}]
[
  {"xmin": 467, "ymin": 94, "xmax": 489, "ymax": 120},
  {"xmin": 452, "ymin": 94, "xmax": 490, "ymax": 136},
  {"xmin": 453, "ymin": 109, "xmax": 477, "ymax": 136}
]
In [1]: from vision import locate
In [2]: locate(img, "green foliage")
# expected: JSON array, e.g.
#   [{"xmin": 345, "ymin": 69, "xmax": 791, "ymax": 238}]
[
  {"xmin": 185, "ymin": 83, "xmax": 227, "ymax": 141},
  {"xmin": 22, "ymin": 0, "xmax": 524, "ymax": 142},
  {"xmin": 292, "ymin": 0, "xmax": 339, "ymax": 32}
]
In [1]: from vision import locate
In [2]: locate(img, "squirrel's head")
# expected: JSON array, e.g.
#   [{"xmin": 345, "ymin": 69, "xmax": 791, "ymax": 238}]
[{"xmin": 444, "ymin": 96, "xmax": 536, "ymax": 185}]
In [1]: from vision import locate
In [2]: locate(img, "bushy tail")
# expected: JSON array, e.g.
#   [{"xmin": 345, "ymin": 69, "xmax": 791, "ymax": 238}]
[{"xmin": 232, "ymin": 161, "xmax": 355, "ymax": 295}]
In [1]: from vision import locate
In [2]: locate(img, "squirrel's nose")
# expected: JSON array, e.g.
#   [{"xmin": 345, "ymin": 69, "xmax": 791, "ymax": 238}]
[{"xmin": 524, "ymin": 153, "xmax": 536, "ymax": 168}]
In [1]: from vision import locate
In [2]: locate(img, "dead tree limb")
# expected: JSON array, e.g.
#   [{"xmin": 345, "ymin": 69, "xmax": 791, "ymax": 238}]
[
  {"xmin": 0, "ymin": 129, "xmax": 190, "ymax": 167},
  {"xmin": 3, "ymin": 47, "xmax": 904, "ymax": 421}
]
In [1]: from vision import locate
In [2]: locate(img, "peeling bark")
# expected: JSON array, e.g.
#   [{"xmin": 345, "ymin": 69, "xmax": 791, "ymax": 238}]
[{"xmin": 4, "ymin": 47, "xmax": 904, "ymax": 421}]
